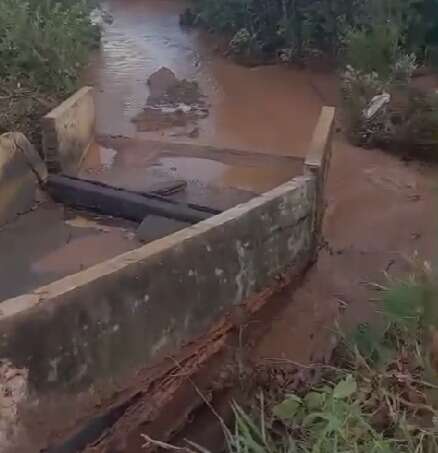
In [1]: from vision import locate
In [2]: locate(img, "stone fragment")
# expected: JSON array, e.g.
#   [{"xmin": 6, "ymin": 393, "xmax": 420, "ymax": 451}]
[{"xmin": 0, "ymin": 132, "xmax": 47, "ymax": 226}]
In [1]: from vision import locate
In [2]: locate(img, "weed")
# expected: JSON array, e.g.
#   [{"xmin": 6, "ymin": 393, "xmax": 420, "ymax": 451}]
[
  {"xmin": 221, "ymin": 259, "xmax": 438, "ymax": 453},
  {"xmin": 192, "ymin": 0, "xmax": 438, "ymax": 66},
  {"xmin": 0, "ymin": 0, "xmax": 98, "ymax": 95},
  {"xmin": 0, "ymin": 0, "xmax": 98, "ymax": 145}
]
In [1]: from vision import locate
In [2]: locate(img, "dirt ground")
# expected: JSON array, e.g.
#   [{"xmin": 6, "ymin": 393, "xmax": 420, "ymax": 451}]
[{"xmin": 256, "ymin": 135, "xmax": 438, "ymax": 363}]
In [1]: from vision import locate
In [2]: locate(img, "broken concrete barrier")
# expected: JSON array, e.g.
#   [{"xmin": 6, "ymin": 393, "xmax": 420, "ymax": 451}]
[
  {"xmin": 0, "ymin": 107, "xmax": 335, "ymax": 452},
  {"xmin": 42, "ymin": 86, "xmax": 95, "ymax": 174},
  {"xmin": 0, "ymin": 132, "xmax": 47, "ymax": 226}
]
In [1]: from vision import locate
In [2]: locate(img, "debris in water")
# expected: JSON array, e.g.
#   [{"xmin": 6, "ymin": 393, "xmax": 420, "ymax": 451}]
[{"xmin": 132, "ymin": 67, "xmax": 209, "ymax": 134}]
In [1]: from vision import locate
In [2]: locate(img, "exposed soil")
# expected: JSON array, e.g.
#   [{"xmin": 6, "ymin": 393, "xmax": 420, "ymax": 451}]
[{"xmin": 40, "ymin": 270, "xmax": 310, "ymax": 453}]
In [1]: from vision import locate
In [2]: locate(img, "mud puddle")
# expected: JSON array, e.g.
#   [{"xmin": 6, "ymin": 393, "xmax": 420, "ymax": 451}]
[
  {"xmin": 80, "ymin": 139, "xmax": 303, "ymax": 210},
  {"xmin": 0, "ymin": 201, "xmax": 139, "ymax": 302}
]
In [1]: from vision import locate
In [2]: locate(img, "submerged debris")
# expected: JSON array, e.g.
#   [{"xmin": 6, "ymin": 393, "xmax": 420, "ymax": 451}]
[{"xmin": 132, "ymin": 67, "xmax": 209, "ymax": 134}]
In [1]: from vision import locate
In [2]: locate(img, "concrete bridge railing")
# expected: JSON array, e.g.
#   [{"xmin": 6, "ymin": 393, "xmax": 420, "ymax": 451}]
[{"xmin": 0, "ymin": 105, "xmax": 335, "ymax": 451}]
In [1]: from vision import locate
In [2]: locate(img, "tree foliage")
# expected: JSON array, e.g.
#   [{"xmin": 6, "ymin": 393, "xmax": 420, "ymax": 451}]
[{"xmin": 194, "ymin": 0, "xmax": 438, "ymax": 63}]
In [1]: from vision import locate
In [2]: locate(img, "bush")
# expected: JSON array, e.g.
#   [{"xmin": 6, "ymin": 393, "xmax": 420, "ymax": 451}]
[
  {"xmin": 193, "ymin": 0, "xmax": 438, "ymax": 68},
  {"xmin": 341, "ymin": 61, "xmax": 438, "ymax": 152},
  {"xmin": 0, "ymin": 0, "xmax": 99, "ymax": 95},
  {"xmin": 344, "ymin": 24, "xmax": 401, "ymax": 80},
  {"xmin": 218, "ymin": 259, "xmax": 438, "ymax": 453}
]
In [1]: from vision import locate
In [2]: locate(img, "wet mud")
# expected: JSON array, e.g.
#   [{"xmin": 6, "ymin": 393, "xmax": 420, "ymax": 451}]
[
  {"xmin": 80, "ymin": 138, "xmax": 303, "ymax": 211},
  {"xmin": 0, "ymin": 199, "xmax": 139, "ymax": 302}
]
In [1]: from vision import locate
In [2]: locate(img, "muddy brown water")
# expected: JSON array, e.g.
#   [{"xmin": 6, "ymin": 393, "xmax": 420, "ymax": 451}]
[
  {"xmin": 0, "ymin": 0, "xmax": 320, "ymax": 303},
  {"xmin": 84, "ymin": 0, "xmax": 329, "ymax": 171}
]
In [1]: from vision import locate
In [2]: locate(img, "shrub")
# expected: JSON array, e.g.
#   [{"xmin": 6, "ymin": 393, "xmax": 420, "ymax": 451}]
[
  {"xmin": 0, "ymin": 0, "xmax": 99, "ymax": 95},
  {"xmin": 219, "ymin": 259, "xmax": 438, "ymax": 453},
  {"xmin": 229, "ymin": 28, "xmax": 255, "ymax": 56},
  {"xmin": 341, "ymin": 64, "xmax": 438, "ymax": 152},
  {"xmin": 192, "ymin": 0, "xmax": 438, "ymax": 69},
  {"xmin": 344, "ymin": 23, "xmax": 401, "ymax": 80}
]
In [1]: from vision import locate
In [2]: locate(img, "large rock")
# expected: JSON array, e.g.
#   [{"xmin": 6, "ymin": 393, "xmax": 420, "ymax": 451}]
[
  {"xmin": 147, "ymin": 67, "xmax": 179, "ymax": 100},
  {"xmin": 0, "ymin": 132, "xmax": 48, "ymax": 226}
]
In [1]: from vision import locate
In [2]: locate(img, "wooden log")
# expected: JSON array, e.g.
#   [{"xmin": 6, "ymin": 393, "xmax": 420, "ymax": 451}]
[{"xmin": 46, "ymin": 175, "xmax": 216, "ymax": 224}]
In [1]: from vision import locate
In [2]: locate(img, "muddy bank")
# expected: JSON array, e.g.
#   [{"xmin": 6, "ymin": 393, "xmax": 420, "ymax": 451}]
[{"xmin": 154, "ymin": 134, "xmax": 438, "ymax": 452}]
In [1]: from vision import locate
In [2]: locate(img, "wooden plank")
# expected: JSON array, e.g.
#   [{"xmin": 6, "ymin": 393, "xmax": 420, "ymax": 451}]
[{"xmin": 46, "ymin": 175, "xmax": 215, "ymax": 224}]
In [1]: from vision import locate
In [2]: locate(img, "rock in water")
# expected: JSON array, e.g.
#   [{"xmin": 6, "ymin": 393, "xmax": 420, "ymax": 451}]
[
  {"xmin": 0, "ymin": 132, "xmax": 47, "ymax": 226},
  {"xmin": 147, "ymin": 67, "xmax": 179, "ymax": 100},
  {"xmin": 134, "ymin": 67, "xmax": 208, "ymax": 134}
]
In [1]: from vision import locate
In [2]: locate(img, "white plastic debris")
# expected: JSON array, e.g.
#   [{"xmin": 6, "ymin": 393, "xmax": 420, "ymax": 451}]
[
  {"xmin": 90, "ymin": 8, "xmax": 113, "ymax": 27},
  {"xmin": 363, "ymin": 93, "xmax": 391, "ymax": 120}
]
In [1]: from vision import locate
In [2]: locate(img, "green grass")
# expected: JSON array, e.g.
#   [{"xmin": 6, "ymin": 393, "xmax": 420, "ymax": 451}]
[
  {"xmin": 0, "ymin": 0, "xmax": 99, "ymax": 145},
  {"xmin": 0, "ymin": 0, "xmax": 98, "ymax": 94},
  {"xmin": 223, "ymin": 261, "xmax": 438, "ymax": 453}
]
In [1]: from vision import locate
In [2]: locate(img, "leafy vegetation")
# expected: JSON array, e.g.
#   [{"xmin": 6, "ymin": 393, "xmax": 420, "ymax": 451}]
[
  {"xmin": 0, "ymin": 0, "xmax": 98, "ymax": 144},
  {"xmin": 190, "ymin": 0, "xmax": 438, "ymax": 154},
  {"xmin": 339, "ymin": 1, "xmax": 438, "ymax": 153},
  {"xmin": 341, "ymin": 64, "xmax": 438, "ymax": 150},
  {"xmin": 140, "ymin": 258, "xmax": 438, "ymax": 452},
  {"xmin": 0, "ymin": 0, "xmax": 98, "ymax": 93},
  {"xmin": 222, "ymin": 258, "xmax": 438, "ymax": 452},
  {"xmin": 192, "ymin": 0, "xmax": 438, "ymax": 65}
]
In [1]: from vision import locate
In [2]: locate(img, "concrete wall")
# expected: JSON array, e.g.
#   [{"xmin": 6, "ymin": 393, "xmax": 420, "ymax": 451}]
[
  {"xmin": 42, "ymin": 87, "xmax": 95, "ymax": 174},
  {"xmin": 0, "ymin": 176, "xmax": 315, "ymax": 393},
  {"xmin": 0, "ymin": 107, "xmax": 335, "ymax": 450},
  {"xmin": 304, "ymin": 106, "xmax": 335, "ymax": 255},
  {"xmin": 0, "ymin": 133, "xmax": 48, "ymax": 226}
]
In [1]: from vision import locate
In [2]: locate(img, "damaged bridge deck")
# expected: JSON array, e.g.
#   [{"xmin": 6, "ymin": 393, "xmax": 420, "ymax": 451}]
[{"xmin": 0, "ymin": 79, "xmax": 334, "ymax": 453}]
